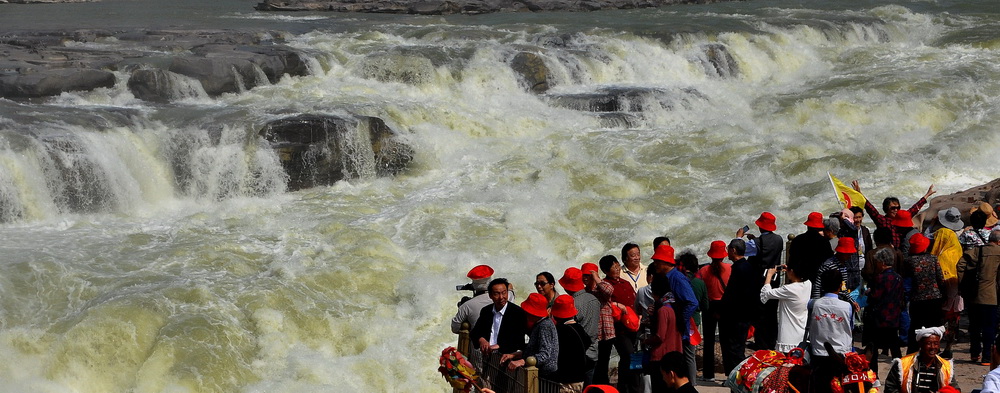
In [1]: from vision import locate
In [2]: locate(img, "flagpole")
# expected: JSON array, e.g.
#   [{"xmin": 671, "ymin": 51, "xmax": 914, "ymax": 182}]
[{"xmin": 828, "ymin": 172, "xmax": 843, "ymax": 208}]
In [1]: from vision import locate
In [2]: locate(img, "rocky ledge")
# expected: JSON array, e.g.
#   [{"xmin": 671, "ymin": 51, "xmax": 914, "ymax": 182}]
[
  {"xmin": 0, "ymin": 29, "xmax": 309, "ymax": 99},
  {"xmin": 254, "ymin": 0, "xmax": 717, "ymax": 15}
]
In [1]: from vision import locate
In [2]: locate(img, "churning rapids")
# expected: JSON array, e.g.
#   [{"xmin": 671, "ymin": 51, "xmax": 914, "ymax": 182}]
[{"xmin": 0, "ymin": 0, "xmax": 998, "ymax": 391}]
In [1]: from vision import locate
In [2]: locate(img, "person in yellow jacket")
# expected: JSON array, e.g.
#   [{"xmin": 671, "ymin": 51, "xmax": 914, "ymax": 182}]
[{"xmin": 884, "ymin": 326, "xmax": 959, "ymax": 393}]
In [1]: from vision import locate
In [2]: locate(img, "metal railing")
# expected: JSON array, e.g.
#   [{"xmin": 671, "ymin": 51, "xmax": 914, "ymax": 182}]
[{"xmin": 456, "ymin": 323, "xmax": 563, "ymax": 393}]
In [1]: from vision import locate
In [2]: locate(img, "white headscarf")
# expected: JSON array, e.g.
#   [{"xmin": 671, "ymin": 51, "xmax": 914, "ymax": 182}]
[{"xmin": 915, "ymin": 326, "xmax": 946, "ymax": 340}]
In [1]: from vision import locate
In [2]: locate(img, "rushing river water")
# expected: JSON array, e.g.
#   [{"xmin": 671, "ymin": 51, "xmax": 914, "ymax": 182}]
[{"xmin": 0, "ymin": 0, "xmax": 998, "ymax": 391}]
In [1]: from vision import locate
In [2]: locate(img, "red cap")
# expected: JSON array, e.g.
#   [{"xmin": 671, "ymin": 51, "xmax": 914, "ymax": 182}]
[
  {"xmin": 755, "ymin": 212, "xmax": 777, "ymax": 232},
  {"xmin": 835, "ymin": 237, "xmax": 857, "ymax": 254},
  {"xmin": 804, "ymin": 212, "xmax": 825, "ymax": 229},
  {"xmin": 651, "ymin": 244, "xmax": 675, "ymax": 264},
  {"xmin": 909, "ymin": 233, "xmax": 931, "ymax": 254},
  {"xmin": 582, "ymin": 263, "xmax": 600, "ymax": 275},
  {"xmin": 551, "ymin": 294, "xmax": 578, "ymax": 319},
  {"xmin": 467, "ymin": 265, "xmax": 494, "ymax": 280},
  {"xmin": 521, "ymin": 293, "xmax": 550, "ymax": 318},
  {"xmin": 707, "ymin": 240, "xmax": 727, "ymax": 259},
  {"xmin": 893, "ymin": 210, "xmax": 914, "ymax": 227},
  {"xmin": 584, "ymin": 385, "xmax": 620, "ymax": 393},
  {"xmin": 558, "ymin": 267, "xmax": 585, "ymax": 292}
]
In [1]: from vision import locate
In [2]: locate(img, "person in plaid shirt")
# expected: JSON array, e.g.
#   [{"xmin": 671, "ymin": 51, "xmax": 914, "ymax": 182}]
[{"xmin": 851, "ymin": 179, "xmax": 936, "ymax": 249}]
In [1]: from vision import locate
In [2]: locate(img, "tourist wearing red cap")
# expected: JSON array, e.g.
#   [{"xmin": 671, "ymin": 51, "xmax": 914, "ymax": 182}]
[
  {"xmin": 894, "ymin": 210, "xmax": 919, "ymax": 257},
  {"xmin": 745, "ymin": 211, "xmax": 785, "ymax": 352},
  {"xmin": 696, "ymin": 240, "xmax": 730, "ymax": 381},
  {"xmin": 559, "ymin": 267, "xmax": 600, "ymax": 384},
  {"xmin": 452, "ymin": 265, "xmax": 497, "ymax": 334},
  {"xmin": 582, "ymin": 262, "xmax": 600, "ymax": 293},
  {"xmin": 851, "ymin": 179, "xmax": 935, "ymax": 249},
  {"xmin": 502, "ymin": 293, "xmax": 558, "ymax": 376},
  {"xmin": 902, "ymin": 233, "xmax": 945, "ymax": 353},
  {"xmin": 788, "ymin": 212, "xmax": 834, "ymax": 283},
  {"xmin": 550, "ymin": 294, "xmax": 591, "ymax": 392},
  {"xmin": 811, "ymin": 237, "xmax": 856, "ymax": 299}
]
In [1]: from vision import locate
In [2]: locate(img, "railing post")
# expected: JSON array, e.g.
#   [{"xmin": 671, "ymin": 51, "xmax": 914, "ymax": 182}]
[
  {"xmin": 458, "ymin": 322, "xmax": 471, "ymax": 356},
  {"xmin": 525, "ymin": 356, "xmax": 539, "ymax": 393}
]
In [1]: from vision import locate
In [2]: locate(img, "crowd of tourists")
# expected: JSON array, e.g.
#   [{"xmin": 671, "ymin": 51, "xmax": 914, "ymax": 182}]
[{"xmin": 451, "ymin": 180, "xmax": 1000, "ymax": 393}]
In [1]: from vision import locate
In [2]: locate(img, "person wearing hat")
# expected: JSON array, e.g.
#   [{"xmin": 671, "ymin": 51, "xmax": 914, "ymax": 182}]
[
  {"xmin": 550, "ymin": 294, "xmax": 591, "ymax": 393},
  {"xmin": 930, "ymin": 222, "xmax": 965, "ymax": 356},
  {"xmin": 719, "ymin": 238, "xmax": 760, "ymax": 375},
  {"xmin": 851, "ymin": 179, "xmax": 936, "ymax": 249},
  {"xmin": 452, "ymin": 265, "xmax": 498, "ymax": 334},
  {"xmin": 863, "ymin": 247, "xmax": 905, "ymax": 381},
  {"xmin": 895, "ymin": 210, "xmax": 919, "ymax": 257},
  {"xmin": 559, "ymin": 267, "xmax": 600, "ymax": 385},
  {"xmin": 742, "ymin": 212, "xmax": 784, "ymax": 351},
  {"xmin": 811, "ymin": 235, "xmax": 857, "ymax": 299},
  {"xmin": 902, "ymin": 233, "xmax": 945, "ymax": 353},
  {"xmin": 923, "ymin": 207, "xmax": 965, "ymax": 240},
  {"xmin": 958, "ymin": 229, "xmax": 1000, "ymax": 365},
  {"xmin": 788, "ymin": 212, "xmax": 834, "ymax": 283},
  {"xmin": 501, "ymin": 293, "xmax": 559, "ymax": 376},
  {"xmin": 883, "ymin": 326, "xmax": 959, "ymax": 393},
  {"xmin": 960, "ymin": 205, "xmax": 995, "ymax": 249},
  {"xmin": 651, "ymin": 244, "xmax": 699, "ymax": 383},
  {"xmin": 582, "ymin": 262, "xmax": 600, "ymax": 293},
  {"xmin": 470, "ymin": 278, "xmax": 528, "ymax": 357},
  {"xmin": 697, "ymin": 240, "xmax": 730, "ymax": 381}
]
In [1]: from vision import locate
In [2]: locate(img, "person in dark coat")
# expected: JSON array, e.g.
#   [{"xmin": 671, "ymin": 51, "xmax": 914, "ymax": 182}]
[
  {"xmin": 471, "ymin": 278, "xmax": 527, "ymax": 355},
  {"xmin": 747, "ymin": 212, "xmax": 784, "ymax": 350},
  {"xmin": 788, "ymin": 212, "xmax": 834, "ymax": 282},
  {"xmin": 719, "ymin": 239, "xmax": 763, "ymax": 375}
]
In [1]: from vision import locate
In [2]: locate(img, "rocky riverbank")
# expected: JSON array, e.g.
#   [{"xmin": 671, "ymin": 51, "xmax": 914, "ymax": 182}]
[{"xmin": 254, "ymin": 0, "xmax": 717, "ymax": 15}]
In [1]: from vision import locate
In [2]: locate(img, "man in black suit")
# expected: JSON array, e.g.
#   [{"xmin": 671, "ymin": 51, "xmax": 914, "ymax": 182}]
[
  {"xmin": 719, "ymin": 239, "xmax": 763, "ymax": 375},
  {"xmin": 471, "ymin": 278, "xmax": 527, "ymax": 356},
  {"xmin": 747, "ymin": 212, "xmax": 784, "ymax": 350}
]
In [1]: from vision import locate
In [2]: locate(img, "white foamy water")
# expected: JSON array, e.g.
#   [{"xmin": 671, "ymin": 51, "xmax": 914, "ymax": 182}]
[{"xmin": 0, "ymin": 1, "xmax": 998, "ymax": 392}]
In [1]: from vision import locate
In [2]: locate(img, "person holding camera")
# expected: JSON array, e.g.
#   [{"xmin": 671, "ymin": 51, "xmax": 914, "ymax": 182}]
[
  {"xmin": 451, "ymin": 265, "xmax": 497, "ymax": 334},
  {"xmin": 759, "ymin": 262, "xmax": 811, "ymax": 353}
]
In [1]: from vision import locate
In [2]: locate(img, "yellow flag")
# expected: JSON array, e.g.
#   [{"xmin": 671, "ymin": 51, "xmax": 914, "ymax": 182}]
[{"xmin": 829, "ymin": 173, "xmax": 866, "ymax": 209}]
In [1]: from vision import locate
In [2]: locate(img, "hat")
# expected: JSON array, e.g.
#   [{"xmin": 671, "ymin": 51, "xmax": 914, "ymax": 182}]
[
  {"xmin": 582, "ymin": 262, "xmax": 599, "ymax": 275},
  {"xmin": 909, "ymin": 233, "xmax": 931, "ymax": 254},
  {"xmin": 467, "ymin": 265, "xmax": 494, "ymax": 291},
  {"xmin": 804, "ymin": 212, "xmax": 824, "ymax": 229},
  {"xmin": 558, "ymin": 267, "xmax": 585, "ymax": 292},
  {"xmin": 892, "ymin": 210, "xmax": 914, "ymax": 228},
  {"xmin": 521, "ymin": 293, "xmax": 549, "ymax": 318},
  {"xmin": 584, "ymin": 386, "xmax": 620, "ymax": 393},
  {"xmin": 835, "ymin": 237, "xmax": 857, "ymax": 254},
  {"xmin": 755, "ymin": 212, "xmax": 777, "ymax": 232},
  {"xmin": 651, "ymin": 244, "xmax": 675, "ymax": 264},
  {"xmin": 707, "ymin": 240, "xmax": 727, "ymax": 259},
  {"xmin": 915, "ymin": 325, "xmax": 945, "ymax": 340},
  {"xmin": 971, "ymin": 201, "xmax": 999, "ymax": 227},
  {"xmin": 937, "ymin": 207, "xmax": 964, "ymax": 231},
  {"xmin": 551, "ymin": 294, "xmax": 577, "ymax": 319}
]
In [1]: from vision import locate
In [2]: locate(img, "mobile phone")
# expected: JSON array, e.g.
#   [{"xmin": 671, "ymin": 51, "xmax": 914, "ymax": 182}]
[{"xmin": 741, "ymin": 225, "xmax": 750, "ymax": 233}]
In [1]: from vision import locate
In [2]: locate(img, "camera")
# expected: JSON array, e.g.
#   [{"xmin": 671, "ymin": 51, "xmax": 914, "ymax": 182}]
[{"xmin": 456, "ymin": 283, "xmax": 474, "ymax": 291}]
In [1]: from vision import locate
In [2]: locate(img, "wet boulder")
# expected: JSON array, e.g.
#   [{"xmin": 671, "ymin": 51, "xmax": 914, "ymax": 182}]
[
  {"xmin": 169, "ymin": 44, "xmax": 309, "ymax": 96},
  {"xmin": 700, "ymin": 44, "xmax": 739, "ymax": 78},
  {"xmin": 127, "ymin": 69, "xmax": 207, "ymax": 103},
  {"xmin": 259, "ymin": 114, "xmax": 413, "ymax": 191},
  {"xmin": 0, "ymin": 68, "xmax": 115, "ymax": 98},
  {"xmin": 544, "ymin": 86, "xmax": 706, "ymax": 113},
  {"xmin": 510, "ymin": 52, "xmax": 550, "ymax": 94},
  {"xmin": 916, "ymin": 178, "xmax": 1000, "ymax": 231}
]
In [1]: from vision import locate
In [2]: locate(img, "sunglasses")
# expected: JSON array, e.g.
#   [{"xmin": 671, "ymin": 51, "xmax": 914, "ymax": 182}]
[
  {"xmin": 534, "ymin": 281, "xmax": 550, "ymax": 286},
  {"xmin": 887, "ymin": 206, "xmax": 901, "ymax": 211}
]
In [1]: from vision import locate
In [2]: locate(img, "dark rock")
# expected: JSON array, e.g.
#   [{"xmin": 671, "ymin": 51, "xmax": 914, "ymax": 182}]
[
  {"xmin": 167, "ymin": 45, "xmax": 308, "ymax": 96},
  {"xmin": 510, "ymin": 52, "xmax": 550, "ymax": 94},
  {"xmin": 127, "ymin": 69, "xmax": 206, "ymax": 103},
  {"xmin": 544, "ymin": 86, "xmax": 706, "ymax": 113},
  {"xmin": 259, "ymin": 114, "xmax": 413, "ymax": 190},
  {"xmin": 0, "ymin": 68, "xmax": 115, "ymax": 98},
  {"xmin": 700, "ymin": 43, "xmax": 739, "ymax": 78}
]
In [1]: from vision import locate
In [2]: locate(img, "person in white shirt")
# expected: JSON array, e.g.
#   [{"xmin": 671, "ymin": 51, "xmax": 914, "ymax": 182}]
[{"xmin": 760, "ymin": 263, "xmax": 812, "ymax": 353}]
